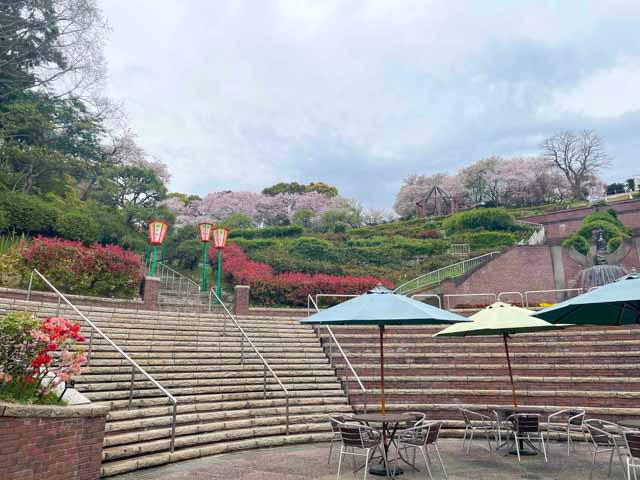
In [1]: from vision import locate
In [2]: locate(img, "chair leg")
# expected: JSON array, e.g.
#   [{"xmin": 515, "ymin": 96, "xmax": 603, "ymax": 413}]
[
  {"xmin": 381, "ymin": 444, "xmax": 391, "ymax": 480},
  {"xmin": 329, "ymin": 438, "xmax": 334, "ymax": 464},
  {"xmin": 515, "ymin": 435, "xmax": 521, "ymax": 462},
  {"xmin": 590, "ymin": 448, "xmax": 597, "ymax": 480},
  {"xmin": 540, "ymin": 433, "xmax": 548, "ymax": 463},
  {"xmin": 363, "ymin": 448, "xmax": 369, "ymax": 480},
  {"xmin": 393, "ymin": 443, "xmax": 400, "ymax": 478},
  {"xmin": 607, "ymin": 448, "xmax": 614, "ymax": 478},
  {"xmin": 336, "ymin": 446, "xmax": 344, "ymax": 480},
  {"xmin": 420, "ymin": 446, "xmax": 433, "ymax": 480},
  {"xmin": 462, "ymin": 427, "xmax": 468, "ymax": 451},
  {"xmin": 434, "ymin": 444, "xmax": 447, "ymax": 479},
  {"xmin": 467, "ymin": 429, "xmax": 475, "ymax": 453}
]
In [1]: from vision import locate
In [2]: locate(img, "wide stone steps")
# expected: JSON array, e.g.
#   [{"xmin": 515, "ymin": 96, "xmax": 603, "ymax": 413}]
[
  {"xmin": 100, "ymin": 432, "xmax": 332, "ymax": 477},
  {"xmin": 0, "ymin": 296, "xmax": 347, "ymax": 477}
]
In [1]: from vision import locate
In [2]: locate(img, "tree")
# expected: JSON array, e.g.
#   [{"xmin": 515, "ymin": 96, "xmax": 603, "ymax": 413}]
[
  {"xmin": 93, "ymin": 165, "xmax": 167, "ymax": 214},
  {"xmin": 221, "ymin": 212, "xmax": 254, "ymax": 229},
  {"xmin": 262, "ymin": 182, "xmax": 305, "ymax": 196},
  {"xmin": 291, "ymin": 208, "xmax": 315, "ymax": 229},
  {"xmin": 305, "ymin": 181, "xmax": 338, "ymax": 197},
  {"xmin": 0, "ymin": 0, "xmax": 108, "ymax": 99},
  {"xmin": 541, "ymin": 130, "xmax": 609, "ymax": 200},
  {"xmin": 607, "ymin": 183, "xmax": 626, "ymax": 195}
]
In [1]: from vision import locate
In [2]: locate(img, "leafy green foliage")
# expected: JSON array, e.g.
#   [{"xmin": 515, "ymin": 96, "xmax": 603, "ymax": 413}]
[
  {"xmin": 229, "ymin": 226, "xmax": 303, "ymax": 239},
  {"xmin": 290, "ymin": 237, "xmax": 339, "ymax": 261},
  {"xmin": 0, "ymin": 192, "xmax": 58, "ymax": 235},
  {"xmin": 221, "ymin": 212, "xmax": 254, "ymax": 229},
  {"xmin": 291, "ymin": 208, "xmax": 316, "ymax": 228},
  {"xmin": 56, "ymin": 210, "xmax": 100, "ymax": 244},
  {"xmin": 452, "ymin": 231, "xmax": 516, "ymax": 250},
  {"xmin": 443, "ymin": 208, "xmax": 515, "ymax": 232},
  {"xmin": 563, "ymin": 235, "xmax": 590, "ymax": 255},
  {"xmin": 608, "ymin": 236, "xmax": 622, "ymax": 253}
]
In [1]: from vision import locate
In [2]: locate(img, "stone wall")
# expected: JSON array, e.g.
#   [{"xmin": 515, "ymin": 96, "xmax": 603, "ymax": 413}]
[{"xmin": 0, "ymin": 402, "xmax": 108, "ymax": 480}]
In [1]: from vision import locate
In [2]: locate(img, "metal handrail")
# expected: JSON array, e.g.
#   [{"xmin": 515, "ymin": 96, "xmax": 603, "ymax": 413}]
[
  {"xmin": 394, "ymin": 251, "xmax": 500, "ymax": 295},
  {"xmin": 209, "ymin": 288, "xmax": 290, "ymax": 434},
  {"xmin": 411, "ymin": 293, "xmax": 442, "ymax": 309},
  {"xmin": 26, "ymin": 269, "xmax": 178, "ymax": 451},
  {"xmin": 307, "ymin": 295, "xmax": 367, "ymax": 413},
  {"xmin": 154, "ymin": 262, "xmax": 205, "ymax": 313},
  {"xmin": 525, "ymin": 288, "xmax": 583, "ymax": 308}
]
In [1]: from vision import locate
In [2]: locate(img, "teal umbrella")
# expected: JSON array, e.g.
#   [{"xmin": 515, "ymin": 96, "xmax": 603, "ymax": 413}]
[
  {"xmin": 533, "ymin": 273, "xmax": 640, "ymax": 326},
  {"xmin": 300, "ymin": 285, "xmax": 468, "ymax": 414}
]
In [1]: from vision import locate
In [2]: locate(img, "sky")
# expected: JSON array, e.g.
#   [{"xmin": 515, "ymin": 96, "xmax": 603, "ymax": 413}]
[{"xmin": 100, "ymin": 0, "xmax": 640, "ymax": 210}]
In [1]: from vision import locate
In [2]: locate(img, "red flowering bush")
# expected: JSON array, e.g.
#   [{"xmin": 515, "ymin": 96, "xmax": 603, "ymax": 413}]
[
  {"xmin": 209, "ymin": 244, "xmax": 393, "ymax": 306},
  {"xmin": 0, "ymin": 312, "xmax": 86, "ymax": 404},
  {"xmin": 20, "ymin": 237, "xmax": 143, "ymax": 298}
]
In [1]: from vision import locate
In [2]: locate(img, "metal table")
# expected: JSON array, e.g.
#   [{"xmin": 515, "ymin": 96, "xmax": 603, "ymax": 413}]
[
  {"xmin": 494, "ymin": 407, "xmax": 546, "ymax": 456},
  {"xmin": 618, "ymin": 419, "xmax": 640, "ymax": 430},
  {"xmin": 352, "ymin": 413, "xmax": 420, "ymax": 478}
]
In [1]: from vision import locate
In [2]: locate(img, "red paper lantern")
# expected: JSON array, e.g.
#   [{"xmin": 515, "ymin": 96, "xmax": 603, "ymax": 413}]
[
  {"xmin": 148, "ymin": 219, "xmax": 169, "ymax": 245},
  {"xmin": 198, "ymin": 222, "xmax": 214, "ymax": 242},
  {"xmin": 212, "ymin": 227, "xmax": 229, "ymax": 249}
]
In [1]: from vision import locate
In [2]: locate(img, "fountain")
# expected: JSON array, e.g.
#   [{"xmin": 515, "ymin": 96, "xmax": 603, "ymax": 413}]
[{"xmin": 577, "ymin": 229, "xmax": 628, "ymax": 289}]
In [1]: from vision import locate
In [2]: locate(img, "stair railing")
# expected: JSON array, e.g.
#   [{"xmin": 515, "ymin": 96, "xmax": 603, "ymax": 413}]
[
  {"xmin": 26, "ymin": 269, "xmax": 178, "ymax": 452},
  {"xmin": 209, "ymin": 288, "xmax": 290, "ymax": 434},
  {"xmin": 154, "ymin": 262, "xmax": 204, "ymax": 313},
  {"xmin": 307, "ymin": 295, "xmax": 367, "ymax": 413},
  {"xmin": 394, "ymin": 251, "xmax": 500, "ymax": 295}
]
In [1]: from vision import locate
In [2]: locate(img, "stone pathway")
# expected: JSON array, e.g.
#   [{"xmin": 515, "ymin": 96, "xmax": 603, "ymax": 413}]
[{"xmin": 109, "ymin": 439, "xmax": 626, "ymax": 479}]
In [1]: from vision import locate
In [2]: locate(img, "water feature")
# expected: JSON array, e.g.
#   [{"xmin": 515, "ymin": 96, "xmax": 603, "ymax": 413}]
[{"xmin": 579, "ymin": 265, "xmax": 628, "ymax": 290}]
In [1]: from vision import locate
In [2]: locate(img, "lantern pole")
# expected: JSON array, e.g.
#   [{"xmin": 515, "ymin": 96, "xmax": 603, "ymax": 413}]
[
  {"xmin": 216, "ymin": 248, "xmax": 223, "ymax": 303},
  {"xmin": 201, "ymin": 241, "xmax": 208, "ymax": 292},
  {"xmin": 150, "ymin": 245, "xmax": 158, "ymax": 276}
]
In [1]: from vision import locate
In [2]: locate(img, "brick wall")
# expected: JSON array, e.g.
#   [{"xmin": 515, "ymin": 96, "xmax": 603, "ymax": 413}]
[
  {"xmin": 0, "ymin": 287, "xmax": 145, "ymax": 311},
  {"xmin": 440, "ymin": 246, "xmax": 557, "ymax": 307},
  {"xmin": 521, "ymin": 198, "xmax": 640, "ymax": 240},
  {"xmin": 0, "ymin": 402, "xmax": 108, "ymax": 480}
]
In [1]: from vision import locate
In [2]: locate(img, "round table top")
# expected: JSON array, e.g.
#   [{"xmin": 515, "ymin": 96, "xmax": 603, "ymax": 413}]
[{"xmin": 351, "ymin": 413, "xmax": 415, "ymax": 423}]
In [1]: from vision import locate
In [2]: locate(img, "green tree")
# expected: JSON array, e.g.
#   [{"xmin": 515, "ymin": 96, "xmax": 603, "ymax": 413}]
[
  {"xmin": 222, "ymin": 212, "xmax": 254, "ymax": 229},
  {"xmin": 305, "ymin": 181, "xmax": 338, "ymax": 197},
  {"xmin": 291, "ymin": 208, "xmax": 316, "ymax": 229},
  {"xmin": 262, "ymin": 181, "xmax": 306, "ymax": 196}
]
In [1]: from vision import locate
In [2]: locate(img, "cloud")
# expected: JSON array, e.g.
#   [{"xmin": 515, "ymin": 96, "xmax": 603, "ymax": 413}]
[{"xmin": 100, "ymin": 0, "xmax": 640, "ymax": 208}]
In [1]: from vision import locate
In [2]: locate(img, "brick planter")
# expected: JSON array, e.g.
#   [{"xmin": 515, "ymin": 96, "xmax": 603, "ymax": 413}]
[{"xmin": 0, "ymin": 401, "xmax": 109, "ymax": 480}]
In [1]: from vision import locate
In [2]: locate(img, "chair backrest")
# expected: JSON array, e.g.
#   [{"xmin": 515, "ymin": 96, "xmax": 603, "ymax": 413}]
[
  {"xmin": 585, "ymin": 420, "xmax": 616, "ymax": 447},
  {"xmin": 405, "ymin": 411, "xmax": 426, "ymax": 429},
  {"xmin": 424, "ymin": 422, "xmax": 442, "ymax": 445},
  {"xmin": 625, "ymin": 431, "xmax": 640, "ymax": 459},
  {"xmin": 514, "ymin": 414, "xmax": 539, "ymax": 434},
  {"xmin": 329, "ymin": 416, "xmax": 345, "ymax": 433},
  {"xmin": 339, "ymin": 425, "xmax": 365, "ymax": 449}
]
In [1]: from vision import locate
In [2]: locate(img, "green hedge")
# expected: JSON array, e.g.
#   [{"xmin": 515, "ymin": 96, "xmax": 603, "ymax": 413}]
[
  {"xmin": 0, "ymin": 192, "xmax": 58, "ymax": 235},
  {"xmin": 563, "ymin": 235, "xmax": 590, "ymax": 255},
  {"xmin": 55, "ymin": 210, "xmax": 100, "ymax": 244},
  {"xmin": 452, "ymin": 231, "xmax": 516, "ymax": 250},
  {"xmin": 443, "ymin": 208, "xmax": 515, "ymax": 232},
  {"xmin": 576, "ymin": 220, "xmax": 630, "ymax": 242},
  {"xmin": 290, "ymin": 237, "xmax": 340, "ymax": 261},
  {"xmin": 229, "ymin": 225, "xmax": 303, "ymax": 239}
]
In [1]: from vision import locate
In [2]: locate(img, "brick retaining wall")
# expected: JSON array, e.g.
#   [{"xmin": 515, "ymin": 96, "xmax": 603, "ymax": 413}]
[{"xmin": 0, "ymin": 402, "xmax": 108, "ymax": 480}]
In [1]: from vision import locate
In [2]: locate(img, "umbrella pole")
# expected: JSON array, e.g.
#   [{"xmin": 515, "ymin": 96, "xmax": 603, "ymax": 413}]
[
  {"xmin": 380, "ymin": 325, "xmax": 385, "ymax": 415},
  {"xmin": 503, "ymin": 333, "xmax": 518, "ymax": 408}
]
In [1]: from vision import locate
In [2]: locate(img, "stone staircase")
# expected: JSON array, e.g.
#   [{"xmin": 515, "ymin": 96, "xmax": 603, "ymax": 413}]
[
  {"xmin": 321, "ymin": 324, "xmax": 640, "ymax": 435},
  {"xmin": 0, "ymin": 297, "xmax": 351, "ymax": 477}
]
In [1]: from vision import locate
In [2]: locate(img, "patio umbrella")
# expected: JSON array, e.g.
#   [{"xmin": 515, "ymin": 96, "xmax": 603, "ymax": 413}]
[
  {"xmin": 434, "ymin": 302, "xmax": 569, "ymax": 407},
  {"xmin": 533, "ymin": 272, "xmax": 640, "ymax": 326},
  {"xmin": 300, "ymin": 285, "xmax": 468, "ymax": 414}
]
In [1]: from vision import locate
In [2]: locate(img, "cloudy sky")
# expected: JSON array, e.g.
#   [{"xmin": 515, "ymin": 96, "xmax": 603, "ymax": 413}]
[{"xmin": 100, "ymin": 0, "xmax": 640, "ymax": 209}]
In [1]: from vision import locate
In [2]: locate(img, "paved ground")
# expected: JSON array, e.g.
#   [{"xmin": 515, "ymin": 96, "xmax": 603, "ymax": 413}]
[{"xmin": 109, "ymin": 439, "xmax": 626, "ymax": 480}]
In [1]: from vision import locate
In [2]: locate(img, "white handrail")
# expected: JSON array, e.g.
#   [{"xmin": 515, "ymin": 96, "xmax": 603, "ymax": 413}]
[
  {"xmin": 394, "ymin": 251, "xmax": 500, "ymax": 295},
  {"xmin": 307, "ymin": 295, "xmax": 367, "ymax": 413},
  {"xmin": 209, "ymin": 288, "xmax": 290, "ymax": 433},
  {"xmin": 27, "ymin": 269, "xmax": 178, "ymax": 451}
]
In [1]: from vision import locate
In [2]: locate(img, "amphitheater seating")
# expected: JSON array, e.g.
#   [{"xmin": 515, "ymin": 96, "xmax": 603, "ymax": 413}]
[
  {"xmin": 0, "ymin": 297, "xmax": 351, "ymax": 477},
  {"xmin": 319, "ymin": 324, "xmax": 640, "ymax": 437}
]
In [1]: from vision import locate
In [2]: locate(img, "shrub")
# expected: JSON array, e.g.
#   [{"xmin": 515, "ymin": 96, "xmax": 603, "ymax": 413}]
[
  {"xmin": 452, "ymin": 232, "xmax": 516, "ymax": 250},
  {"xmin": 55, "ymin": 210, "xmax": 100, "ymax": 244},
  {"xmin": 443, "ymin": 208, "xmax": 515, "ymax": 232},
  {"xmin": 290, "ymin": 237, "xmax": 339, "ymax": 261},
  {"xmin": 229, "ymin": 225, "xmax": 303, "ymax": 240},
  {"xmin": 0, "ymin": 192, "xmax": 58, "ymax": 235},
  {"xmin": 608, "ymin": 236, "xmax": 622, "ymax": 253},
  {"xmin": 576, "ymin": 220, "xmax": 629, "ymax": 242},
  {"xmin": 221, "ymin": 212, "xmax": 255, "ymax": 229},
  {"xmin": 0, "ymin": 313, "xmax": 86, "ymax": 404},
  {"xmin": 20, "ymin": 237, "xmax": 143, "ymax": 298},
  {"xmin": 582, "ymin": 210, "xmax": 624, "ymax": 229},
  {"xmin": 563, "ymin": 235, "xmax": 590, "ymax": 255}
]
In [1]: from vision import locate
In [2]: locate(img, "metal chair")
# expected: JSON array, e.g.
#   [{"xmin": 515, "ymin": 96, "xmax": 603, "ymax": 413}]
[
  {"xmin": 584, "ymin": 419, "xmax": 627, "ymax": 479},
  {"xmin": 459, "ymin": 407, "xmax": 495, "ymax": 453},
  {"xmin": 623, "ymin": 430, "xmax": 640, "ymax": 480},
  {"xmin": 328, "ymin": 415, "xmax": 352, "ymax": 464},
  {"xmin": 395, "ymin": 421, "xmax": 447, "ymax": 480},
  {"xmin": 546, "ymin": 408, "xmax": 588, "ymax": 456},
  {"xmin": 404, "ymin": 411, "xmax": 427, "ymax": 428},
  {"xmin": 506, "ymin": 414, "xmax": 548, "ymax": 462},
  {"xmin": 336, "ymin": 423, "xmax": 387, "ymax": 480}
]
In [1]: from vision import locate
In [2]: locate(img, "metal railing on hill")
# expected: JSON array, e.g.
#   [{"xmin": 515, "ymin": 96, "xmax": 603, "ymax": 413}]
[
  {"xmin": 394, "ymin": 251, "xmax": 500, "ymax": 295},
  {"xmin": 209, "ymin": 288, "xmax": 291, "ymax": 433},
  {"xmin": 515, "ymin": 220, "xmax": 546, "ymax": 246},
  {"xmin": 26, "ymin": 269, "xmax": 178, "ymax": 452},
  {"xmin": 154, "ymin": 262, "xmax": 201, "ymax": 295},
  {"xmin": 307, "ymin": 295, "xmax": 368, "ymax": 413}
]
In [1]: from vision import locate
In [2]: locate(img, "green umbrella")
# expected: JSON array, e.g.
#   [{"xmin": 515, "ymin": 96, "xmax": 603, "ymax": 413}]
[
  {"xmin": 435, "ymin": 302, "xmax": 569, "ymax": 407},
  {"xmin": 300, "ymin": 285, "xmax": 468, "ymax": 414},
  {"xmin": 533, "ymin": 273, "xmax": 640, "ymax": 326}
]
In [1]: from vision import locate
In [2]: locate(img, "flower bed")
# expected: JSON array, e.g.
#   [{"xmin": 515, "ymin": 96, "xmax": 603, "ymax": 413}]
[{"xmin": 209, "ymin": 244, "xmax": 393, "ymax": 306}]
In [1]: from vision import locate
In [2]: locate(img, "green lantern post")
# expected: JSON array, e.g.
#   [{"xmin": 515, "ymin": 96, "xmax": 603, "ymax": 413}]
[
  {"xmin": 147, "ymin": 219, "xmax": 169, "ymax": 277},
  {"xmin": 212, "ymin": 227, "xmax": 229, "ymax": 303},
  {"xmin": 197, "ymin": 222, "xmax": 214, "ymax": 292}
]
